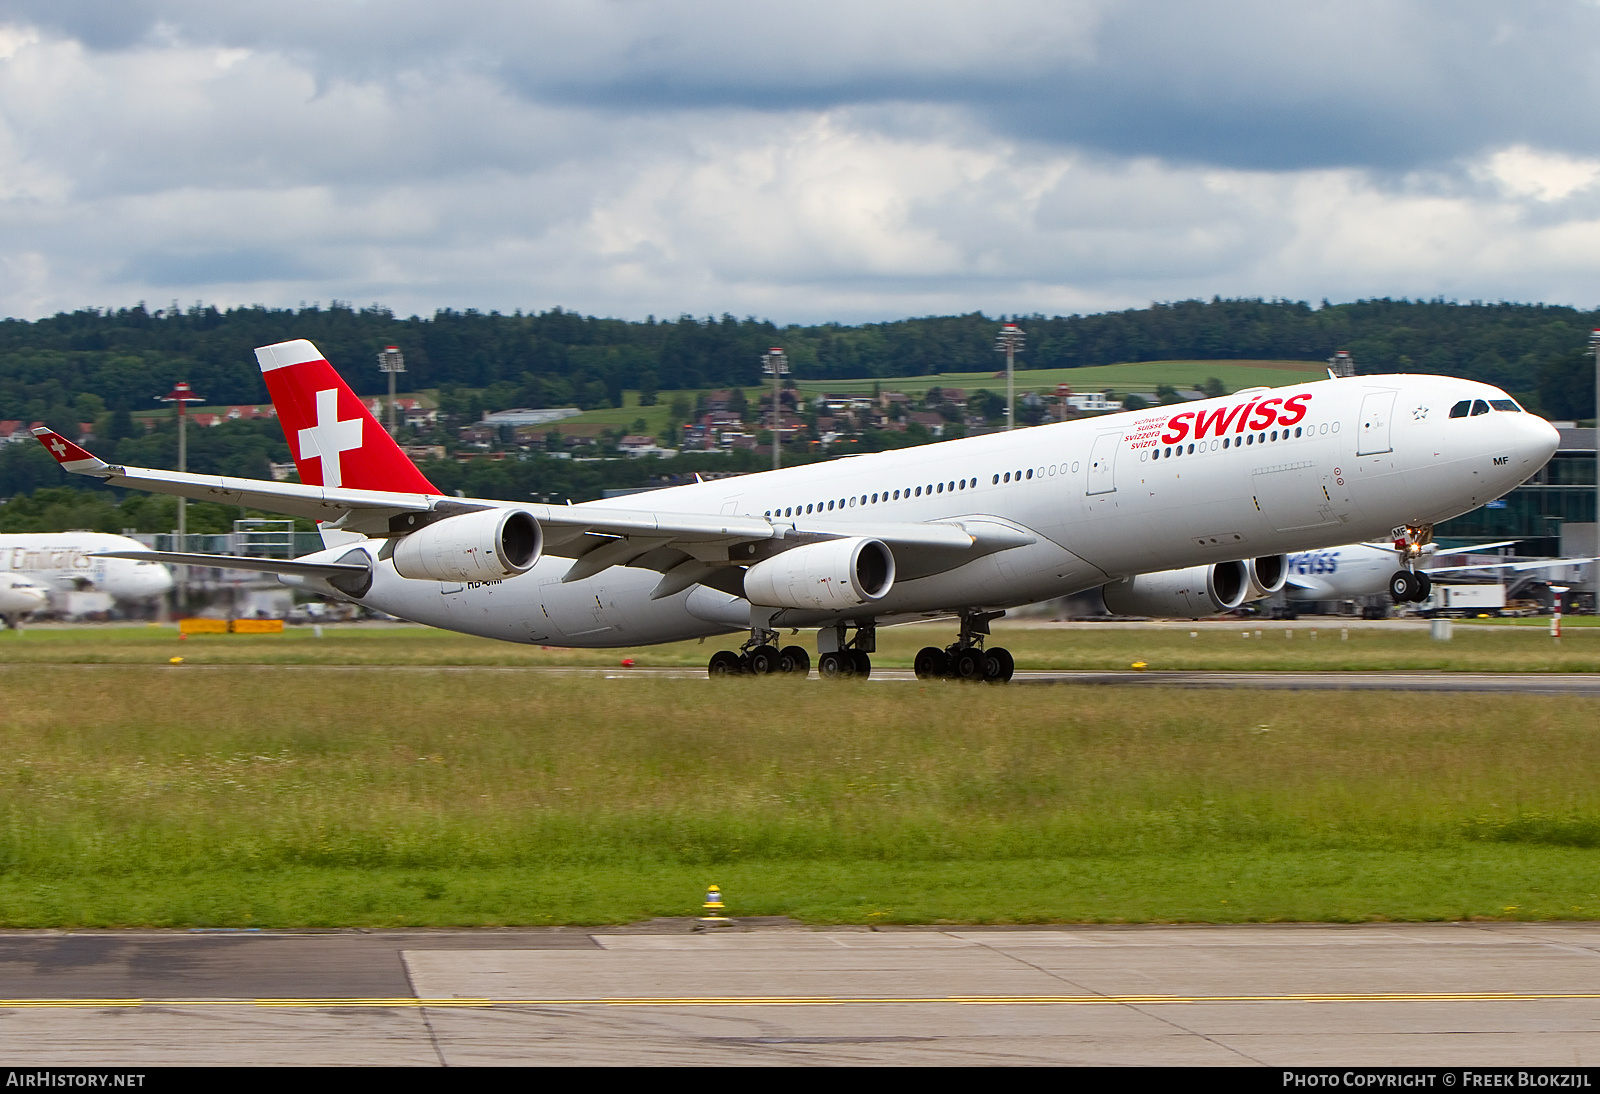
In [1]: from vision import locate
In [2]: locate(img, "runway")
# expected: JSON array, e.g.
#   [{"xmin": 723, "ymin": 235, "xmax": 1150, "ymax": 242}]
[
  {"xmin": 4, "ymin": 923, "xmax": 1599, "ymax": 1065},
  {"xmin": 18, "ymin": 662, "xmax": 1600, "ymax": 694}
]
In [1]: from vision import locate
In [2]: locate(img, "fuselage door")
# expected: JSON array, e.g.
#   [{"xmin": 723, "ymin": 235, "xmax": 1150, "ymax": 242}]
[
  {"xmin": 1086, "ymin": 430, "xmax": 1121, "ymax": 495},
  {"xmin": 1356, "ymin": 389, "xmax": 1397, "ymax": 456}
]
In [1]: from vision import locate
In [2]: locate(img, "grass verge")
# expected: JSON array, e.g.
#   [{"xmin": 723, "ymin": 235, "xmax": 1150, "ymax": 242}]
[{"xmin": 0, "ymin": 670, "xmax": 1596, "ymax": 926}]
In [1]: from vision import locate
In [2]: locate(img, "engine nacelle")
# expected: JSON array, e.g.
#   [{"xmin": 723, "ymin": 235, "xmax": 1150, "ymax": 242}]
[
  {"xmin": 1245, "ymin": 554, "xmax": 1288, "ymax": 600},
  {"xmin": 1102, "ymin": 560, "xmax": 1249, "ymax": 618},
  {"xmin": 391, "ymin": 509, "xmax": 542, "ymax": 583},
  {"xmin": 743, "ymin": 537, "xmax": 895, "ymax": 610}
]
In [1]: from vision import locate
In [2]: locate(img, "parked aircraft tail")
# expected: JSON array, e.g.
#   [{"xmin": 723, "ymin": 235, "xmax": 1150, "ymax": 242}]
[{"xmin": 256, "ymin": 339, "xmax": 439, "ymax": 495}]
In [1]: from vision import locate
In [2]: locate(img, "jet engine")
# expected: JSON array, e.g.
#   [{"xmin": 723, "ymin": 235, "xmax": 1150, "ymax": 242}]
[
  {"xmin": 743, "ymin": 537, "xmax": 895, "ymax": 610},
  {"xmin": 1101, "ymin": 560, "xmax": 1249, "ymax": 618},
  {"xmin": 391, "ymin": 509, "xmax": 542, "ymax": 582},
  {"xmin": 1244, "ymin": 554, "xmax": 1288, "ymax": 600}
]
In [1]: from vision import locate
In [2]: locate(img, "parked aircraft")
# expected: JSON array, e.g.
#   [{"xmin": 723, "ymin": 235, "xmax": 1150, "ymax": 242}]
[
  {"xmin": 0, "ymin": 533, "xmax": 174, "ymax": 610},
  {"xmin": 1112, "ymin": 536, "xmax": 1597, "ymax": 617},
  {"xmin": 0, "ymin": 571, "xmax": 49, "ymax": 627},
  {"xmin": 36, "ymin": 340, "xmax": 1558, "ymax": 680}
]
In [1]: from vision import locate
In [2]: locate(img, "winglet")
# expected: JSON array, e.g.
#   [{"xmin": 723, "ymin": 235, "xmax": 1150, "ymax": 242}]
[{"xmin": 32, "ymin": 428, "xmax": 111, "ymax": 475}]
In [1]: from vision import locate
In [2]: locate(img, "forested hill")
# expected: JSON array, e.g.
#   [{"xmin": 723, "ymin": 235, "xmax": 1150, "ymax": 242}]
[{"xmin": 3, "ymin": 297, "xmax": 1597, "ymax": 424}]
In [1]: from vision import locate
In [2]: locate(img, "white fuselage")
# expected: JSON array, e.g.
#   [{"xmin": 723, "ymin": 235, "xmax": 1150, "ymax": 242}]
[
  {"xmin": 295, "ymin": 374, "xmax": 1558, "ymax": 648},
  {"xmin": 0, "ymin": 533, "xmax": 175, "ymax": 604}
]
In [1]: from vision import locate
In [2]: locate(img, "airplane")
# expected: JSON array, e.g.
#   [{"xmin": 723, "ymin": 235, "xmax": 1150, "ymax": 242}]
[
  {"xmin": 0, "ymin": 571, "xmax": 50, "ymax": 628},
  {"xmin": 0, "ymin": 533, "xmax": 174, "ymax": 611},
  {"xmin": 1283, "ymin": 539, "xmax": 1598, "ymax": 606},
  {"xmin": 32, "ymin": 339, "xmax": 1559, "ymax": 680},
  {"xmin": 1102, "ymin": 536, "xmax": 1595, "ymax": 618}
]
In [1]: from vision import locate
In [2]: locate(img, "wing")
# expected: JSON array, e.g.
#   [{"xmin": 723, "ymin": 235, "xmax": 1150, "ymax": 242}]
[
  {"xmin": 36, "ymin": 429, "xmax": 1031, "ymax": 591},
  {"xmin": 1429, "ymin": 557, "xmax": 1600, "ymax": 575}
]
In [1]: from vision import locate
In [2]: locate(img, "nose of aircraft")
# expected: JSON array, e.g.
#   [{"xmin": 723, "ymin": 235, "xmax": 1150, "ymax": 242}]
[
  {"xmin": 144, "ymin": 563, "xmax": 175, "ymax": 597},
  {"xmin": 1514, "ymin": 411, "xmax": 1561, "ymax": 469}
]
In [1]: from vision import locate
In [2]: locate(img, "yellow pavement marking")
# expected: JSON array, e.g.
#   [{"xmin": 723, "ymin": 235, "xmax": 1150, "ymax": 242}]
[{"xmin": 1, "ymin": 991, "xmax": 1596, "ymax": 1010}]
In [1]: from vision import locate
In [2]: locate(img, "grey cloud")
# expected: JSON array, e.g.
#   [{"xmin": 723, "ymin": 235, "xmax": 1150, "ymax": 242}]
[{"xmin": 4, "ymin": 1, "xmax": 1597, "ymax": 172}]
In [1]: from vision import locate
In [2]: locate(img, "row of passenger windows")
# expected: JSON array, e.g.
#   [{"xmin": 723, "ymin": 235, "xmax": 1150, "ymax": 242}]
[
  {"xmin": 1450, "ymin": 398, "xmax": 1522, "ymax": 418},
  {"xmin": 758, "ymin": 416, "xmax": 1339, "ymax": 518},
  {"xmin": 765, "ymin": 477, "xmax": 980, "ymax": 518},
  {"xmin": 1142, "ymin": 422, "xmax": 1335, "ymax": 462}
]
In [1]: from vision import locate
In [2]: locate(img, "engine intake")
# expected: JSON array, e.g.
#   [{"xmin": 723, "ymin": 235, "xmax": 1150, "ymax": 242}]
[
  {"xmin": 744, "ymin": 537, "xmax": 895, "ymax": 610},
  {"xmin": 1102, "ymin": 560, "xmax": 1249, "ymax": 618},
  {"xmin": 391, "ymin": 509, "xmax": 541, "ymax": 582},
  {"xmin": 1246, "ymin": 554, "xmax": 1288, "ymax": 599}
]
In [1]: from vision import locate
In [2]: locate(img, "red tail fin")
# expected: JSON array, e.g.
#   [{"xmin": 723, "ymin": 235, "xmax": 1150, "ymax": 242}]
[{"xmin": 256, "ymin": 339, "xmax": 438, "ymax": 494}]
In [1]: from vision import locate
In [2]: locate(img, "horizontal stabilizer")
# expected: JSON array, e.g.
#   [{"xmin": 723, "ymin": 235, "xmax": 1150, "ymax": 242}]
[{"xmin": 92, "ymin": 550, "xmax": 369, "ymax": 577}]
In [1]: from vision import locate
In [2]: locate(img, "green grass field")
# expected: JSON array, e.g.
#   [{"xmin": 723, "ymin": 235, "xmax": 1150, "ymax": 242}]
[
  {"xmin": 0, "ymin": 627, "xmax": 1597, "ymax": 927},
  {"xmin": 546, "ymin": 359, "xmax": 1328, "ymax": 436},
  {"xmin": 788, "ymin": 359, "xmax": 1325, "ymax": 398}
]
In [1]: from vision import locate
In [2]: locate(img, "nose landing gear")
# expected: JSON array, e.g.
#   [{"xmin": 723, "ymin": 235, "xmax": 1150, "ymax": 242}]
[
  {"xmin": 913, "ymin": 610, "xmax": 1015, "ymax": 683},
  {"xmin": 1388, "ymin": 569, "xmax": 1432, "ymax": 604}
]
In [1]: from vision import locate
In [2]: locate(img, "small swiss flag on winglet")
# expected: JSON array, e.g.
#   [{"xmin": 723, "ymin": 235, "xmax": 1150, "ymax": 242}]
[
  {"xmin": 256, "ymin": 339, "xmax": 439, "ymax": 494},
  {"xmin": 32, "ymin": 428, "xmax": 107, "ymax": 472}
]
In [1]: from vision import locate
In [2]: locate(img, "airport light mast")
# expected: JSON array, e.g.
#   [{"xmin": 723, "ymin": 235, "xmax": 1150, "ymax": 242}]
[
  {"xmin": 995, "ymin": 322, "xmax": 1024, "ymax": 430},
  {"xmin": 762, "ymin": 347, "xmax": 789, "ymax": 470},
  {"xmin": 378, "ymin": 345, "xmax": 405, "ymax": 437},
  {"xmin": 157, "ymin": 381, "xmax": 203, "ymax": 550},
  {"xmin": 1590, "ymin": 328, "xmax": 1600, "ymax": 611},
  {"xmin": 157, "ymin": 380, "xmax": 203, "ymax": 612}
]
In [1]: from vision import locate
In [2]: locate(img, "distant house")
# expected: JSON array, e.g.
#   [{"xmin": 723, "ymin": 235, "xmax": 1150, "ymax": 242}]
[
  {"xmin": 0, "ymin": 421, "xmax": 27, "ymax": 444},
  {"xmin": 907, "ymin": 411, "xmax": 946, "ymax": 437}
]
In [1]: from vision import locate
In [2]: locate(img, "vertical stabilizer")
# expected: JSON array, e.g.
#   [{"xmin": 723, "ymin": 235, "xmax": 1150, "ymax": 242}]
[{"xmin": 256, "ymin": 339, "xmax": 439, "ymax": 494}]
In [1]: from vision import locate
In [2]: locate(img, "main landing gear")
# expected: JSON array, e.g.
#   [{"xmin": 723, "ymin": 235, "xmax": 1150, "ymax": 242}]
[
  {"xmin": 913, "ymin": 610, "xmax": 1015, "ymax": 684},
  {"xmin": 707, "ymin": 625, "xmax": 810, "ymax": 678}
]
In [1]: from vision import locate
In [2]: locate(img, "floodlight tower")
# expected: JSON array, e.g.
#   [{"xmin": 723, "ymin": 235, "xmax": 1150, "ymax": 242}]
[
  {"xmin": 156, "ymin": 381, "xmax": 204, "ymax": 549},
  {"xmin": 995, "ymin": 322, "xmax": 1025, "ymax": 430},
  {"xmin": 1590, "ymin": 328, "xmax": 1600, "ymax": 610},
  {"xmin": 378, "ymin": 345, "xmax": 405, "ymax": 437},
  {"xmin": 762, "ymin": 347, "xmax": 789, "ymax": 470}
]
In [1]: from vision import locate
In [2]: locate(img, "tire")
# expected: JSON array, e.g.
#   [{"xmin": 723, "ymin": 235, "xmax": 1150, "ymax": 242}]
[
  {"xmin": 779, "ymin": 645, "xmax": 810, "ymax": 676},
  {"xmin": 952, "ymin": 647, "xmax": 984, "ymax": 681},
  {"xmin": 851, "ymin": 650, "xmax": 872, "ymax": 678},
  {"xmin": 1412, "ymin": 572, "xmax": 1432, "ymax": 603},
  {"xmin": 983, "ymin": 646, "xmax": 1015, "ymax": 683},
  {"xmin": 817, "ymin": 651, "xmax": 856, "ymax": 679},
  {"xmin": 747, "ymin": 644, "xmax": 780, "ymax": 675},
  {"xmin": 1389, "ymin": 571, "xmax": 1418, "ymax": 603},
  {"xmin": 913, "ymin": 646, "xmax": 948, "ymax": 679},
  {"xmin": 707, "ymin": 650, "xmax": 743, "ymax": 677}
]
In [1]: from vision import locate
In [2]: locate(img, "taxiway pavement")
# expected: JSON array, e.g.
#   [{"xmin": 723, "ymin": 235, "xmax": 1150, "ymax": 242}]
[{"xmin": 3, "ymin": 923, "xmax": 1598, "ymax": 1065}]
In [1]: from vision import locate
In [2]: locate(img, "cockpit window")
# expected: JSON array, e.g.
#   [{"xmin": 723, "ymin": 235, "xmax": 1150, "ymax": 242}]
[
  {"xmin": 1488, "ymin": 399, "xmax": 1520, "ymax": 412},
  {"xmin": 1449, "ymin": 400, "xmax": 1471, "ymax": 418},
  {"xmin": 1470, "ymin": 399, "xmax": 1490, "ymax": 416}
]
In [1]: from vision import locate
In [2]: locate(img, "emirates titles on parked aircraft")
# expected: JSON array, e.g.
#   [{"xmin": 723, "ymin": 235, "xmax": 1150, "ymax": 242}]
[{"xmin": 34, "ymin": 340, "xmax": 1558, "ymax": 679}]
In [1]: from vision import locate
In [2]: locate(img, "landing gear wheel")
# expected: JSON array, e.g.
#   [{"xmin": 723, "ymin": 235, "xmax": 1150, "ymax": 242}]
[
  {"xmin": 747, "ymin": 644, "xmax": 780, "ymax": 675},
  {"xmin": 818, "ymin": 651, "xmax": 856, "ymax": 679},
  {"xmin": 1412, "ymin": 572, "xmax": 1432, "ymax": 603},
  {"xmin": 1389, "ymin": 570, "xmax": 1419, "ymax": 604},
  {"xmin": 707, "ymin": 650, "xmax": 743, "ymax": 677},
  {"xmin": 952, "ymin": 647, "xmax": 985, "ymax": 681},
  {"xmin": 982, "ymin": 646, "xmax": 1015, "ymax": 683},
  {"xmin": 779, "ymin": 645, "xmax": 810, "ymax": 676},
  {"xmin": 851, "ymin": 650, "xmax": 872, "ymax": 678},
  {"xmin": 914, "ymin": 646, "xmax": 948, "ymax": 680}
]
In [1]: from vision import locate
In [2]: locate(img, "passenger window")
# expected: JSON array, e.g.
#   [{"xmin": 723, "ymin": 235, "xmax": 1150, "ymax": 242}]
[
  {"xmin": 1471, "ymin": 400, "xmax": 1490, "ymax": 416},
  {"xmin": 1449, "ymin": 400, "xmax": 1470, "ymax": 418}
]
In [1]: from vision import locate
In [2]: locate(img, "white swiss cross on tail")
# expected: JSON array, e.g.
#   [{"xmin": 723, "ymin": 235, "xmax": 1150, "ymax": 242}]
[
  {"xmin": 255, "ymin": 338, "xmax": 441, "ymax": 494},
  {"xmin": 297, "ymin": 388, "xmax": 363, "ymax": 488}
]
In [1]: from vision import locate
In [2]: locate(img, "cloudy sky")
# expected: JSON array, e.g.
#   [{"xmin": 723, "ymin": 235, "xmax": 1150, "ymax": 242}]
[{"xmin": 1, "ymin": 0, "xmax": 1599, "ymax": 323}]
